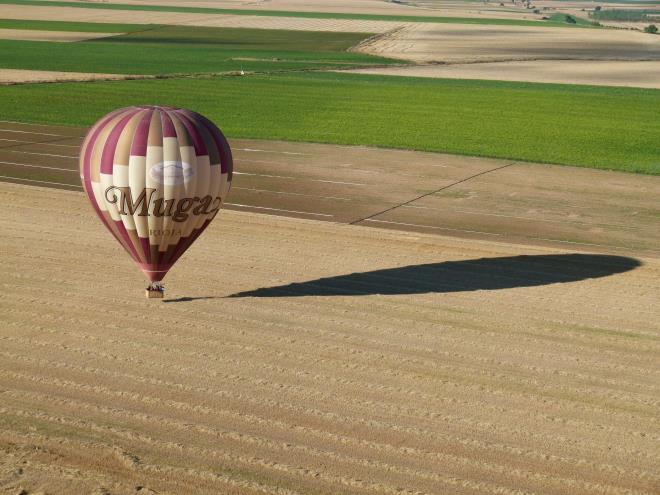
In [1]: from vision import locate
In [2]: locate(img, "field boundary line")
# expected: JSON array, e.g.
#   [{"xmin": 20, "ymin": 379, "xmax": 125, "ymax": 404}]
[
  {"xmin": 349, "ymin": 161, "xmax": 516, "ymax": 225},
  {"xmin": 0, "ymin": 135, "xmax": 82, "ymax": 150},
  {"xmin": 0, "ymin": 174, "xmax": 81, "ymax": 188},
  {"xmin": 0, "ymin": 160, "xmax": 75, "ymax": 172}
]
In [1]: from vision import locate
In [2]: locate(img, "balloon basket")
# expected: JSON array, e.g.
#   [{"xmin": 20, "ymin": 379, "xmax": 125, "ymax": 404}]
[{"xmin": 145, "ymin": 283, "xmax": 164, "ymax": 299}]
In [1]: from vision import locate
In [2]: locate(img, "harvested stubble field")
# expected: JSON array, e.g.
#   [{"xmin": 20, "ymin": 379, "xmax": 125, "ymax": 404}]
[
  {"xmin": 354, "ymin": 22, "xmax": 660, "ymax": 63},
  {"xmin": 42, "ymin": 0, "xmax": 546, "ymax": 21},
  {"xmin": 1, "ymin": 181, "xmax": 659, "ymax": 494},
  {"xmin": 349, "ymin": 18, "xmax": 660, "ymax": 88},
  {"xmin": 346, "ymin": 59, "xmax": 660, "ymax": 89},
  {"xmin": 0, "ymin": 0, "xmax": 580, "ymax": 26}
]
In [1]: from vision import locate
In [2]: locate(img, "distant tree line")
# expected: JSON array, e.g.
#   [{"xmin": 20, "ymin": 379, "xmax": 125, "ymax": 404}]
[{"xmin": 590, "ymin": 9, "xmax": 658, "ymax": 21}]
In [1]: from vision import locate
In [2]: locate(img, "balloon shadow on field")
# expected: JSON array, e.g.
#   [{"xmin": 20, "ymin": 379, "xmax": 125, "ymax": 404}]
[
  {"xmin": 162, "ymin": 296, "xmax": 219, "ymax": 303},
  {"xmin": 228, "ymin": 254, "xmax": 641, "ymax": 298}
]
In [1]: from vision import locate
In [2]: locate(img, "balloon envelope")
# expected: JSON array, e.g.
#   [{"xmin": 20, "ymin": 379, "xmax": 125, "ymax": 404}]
[{"xmin": 79, "ymin": 106, "xmax": 232, "ymax": 283}]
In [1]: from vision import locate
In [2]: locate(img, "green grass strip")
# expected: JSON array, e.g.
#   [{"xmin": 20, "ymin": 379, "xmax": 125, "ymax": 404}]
[
  {"xmin": 591, "ymin": 9, "xmax": 660, "ymax": 21},
  {"xmin": 1, "ymin": 72, "xmax": 658, "ymax": 174},
  {"xmin": 108, "ymin": 25, "xmax": 375, "ymax": 52},
  {"xmin": 0, "ymin": 27, "xmax": 397, "ymax": 75},
  {"xmin": 545, "ymin": 13, "xmax": 599, "ymax": 26},
  {"xmin": 0, "ymin": 0, "xmax": 595, "ymax": 27}
]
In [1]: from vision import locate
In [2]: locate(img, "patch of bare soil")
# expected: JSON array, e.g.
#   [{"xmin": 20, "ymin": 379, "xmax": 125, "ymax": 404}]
[
  {"xmin": 0, "ymin": 28, "xmax": 120, "ymax": 42},
  {"xmin": 344, "ymin": 59, "xmax": 660, "ymax": 88},
  {"xmin": 354, "ymin": 22, "xmax": 660, "ymax": 63},
  {"xmin": 0, "ymin": 69, "xmax": 138, "ymax": 84}
]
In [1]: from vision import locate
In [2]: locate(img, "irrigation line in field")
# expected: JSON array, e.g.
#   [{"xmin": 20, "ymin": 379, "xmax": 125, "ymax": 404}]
[{"xmin": 349, "ymin": 161, "xmax": 516, "ymax": 225}]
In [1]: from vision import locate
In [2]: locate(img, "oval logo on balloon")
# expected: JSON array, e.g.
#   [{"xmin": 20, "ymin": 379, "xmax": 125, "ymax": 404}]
[
  {"xmin": 149, "ymin": 161, "xmax": 195, "ymax": 185},
  {"xmin": 79, "ymin": 105, "xmax": 233, "ymax": 298}
]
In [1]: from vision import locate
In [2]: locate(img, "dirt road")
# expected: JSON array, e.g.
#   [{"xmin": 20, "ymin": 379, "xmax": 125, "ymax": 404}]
[
  {"xmin": 1, "ymin": 181, "xmax": 659, "ymax": 494},
  {"xmin": 0, "ymin": 69, "xmax": 138, "ymax": 84},
  {"xmin": 0, "ymin": 28, "xmax": 121, "ymax": 42},
  {"xmin": 344, "ymin": 59, "xmax": 660, "ymax": 89}
]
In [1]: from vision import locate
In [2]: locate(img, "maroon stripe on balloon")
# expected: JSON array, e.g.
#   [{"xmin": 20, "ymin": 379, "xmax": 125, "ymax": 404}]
[
  {"xmin": 90, "ymin": 109, "xmax": 146, "ymax": 266},
  {"xmin": 81, "ymin": 107, "xmax": 127, "ymax": 200},
  {"xmin": 139, "ymin": 237, "xmax": 152, "ymax": 265},
  {"xmin": 164, "ymin": 218, "xmax": 212, "ymax": 267},
  {"xmin": 87, "ymin": 108, "xmax": 144, "ymax": 265},
  {"xmin": 160, "ymin": 108, "xmax": 177, "ymax": 138},
  {"xmin": 129, "ymin": 108, "xmax": 155, "ymax": 157},
  {"xmin": 110, "ymin": 204, "xmax": 143, "ymax": 265},
  {"xmin": 171, "ymin": 109, "xmax": 207, "ymax": 157},
  {"xmin": 112, "ymin": 227, "xmax": 141, "ymax": 262},
  {"xmin": 115, "ymin": 223, "xmax": 142, "ymax": 265},
  {"xmin": 159, "ymin": 233, "xmax": 187, "ymax": 266},
  {"xmin": 80, "ymin": 107, "xmax": 126, "ymax": 175},
  {"xmin": 190, "ymin": 110, "xmax": 233, "ymax": 179},
  {"xmin": 100, "ymin": 109, "xmax": 140, "ymax": 175},
  {"xmin": 113, "ymin": 220, "xmax": 141, "ymax": 261},
  {"xmin": 81, "ymin": 108, "xmax": 133, "ymax": 251},
  {"xmin": 157, "ymin": 242, "xmax": 176, "ymax": 267}
]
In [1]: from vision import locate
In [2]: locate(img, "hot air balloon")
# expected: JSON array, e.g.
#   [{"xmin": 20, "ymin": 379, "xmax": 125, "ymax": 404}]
[{"xmin": 79, "ymin": 106, "xmax": 232, "ymax": 298}]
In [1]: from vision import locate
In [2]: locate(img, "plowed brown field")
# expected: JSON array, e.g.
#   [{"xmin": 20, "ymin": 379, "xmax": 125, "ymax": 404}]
[{"xmin": 1, "ymin": 182, "xmax": 659, "ymax": 495}]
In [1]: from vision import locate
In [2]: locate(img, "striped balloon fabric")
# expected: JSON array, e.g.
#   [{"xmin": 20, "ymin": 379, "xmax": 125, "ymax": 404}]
[{"xmin": 79, "ymin": 106, "xmax": 232, "ymax": 287}]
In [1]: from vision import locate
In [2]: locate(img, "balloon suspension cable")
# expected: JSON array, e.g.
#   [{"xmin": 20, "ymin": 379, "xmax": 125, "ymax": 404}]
[{"xmin": 145, "ymin": 282, "xmax": 165, "ymax": 299}]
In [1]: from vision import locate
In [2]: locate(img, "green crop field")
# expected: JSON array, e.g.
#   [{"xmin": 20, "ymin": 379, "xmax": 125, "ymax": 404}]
[
  {"xmin": 109, "ymin": 25, "xmax": 373, "ymax": 52},
  {"xmin": 1, "ymin": 72, "xmax": 658, "ymax": 174},
  {"xmin": 591, "ymin": 9, "xmax": 660, "ymax": 21},
  {"xmin": 0, "ymin": 25, "xmax": 397, "ymax": 75},
  {"xmin": 545, "ymin": 13, "xmax": 599, "ymax": 26},
  {"xmin": 0, "ymin": 20, "xmax": 373, "ymax": 51},
  {"xmin": 0, "ymin": 0, "xmax": 598, "ymax": 27}
]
